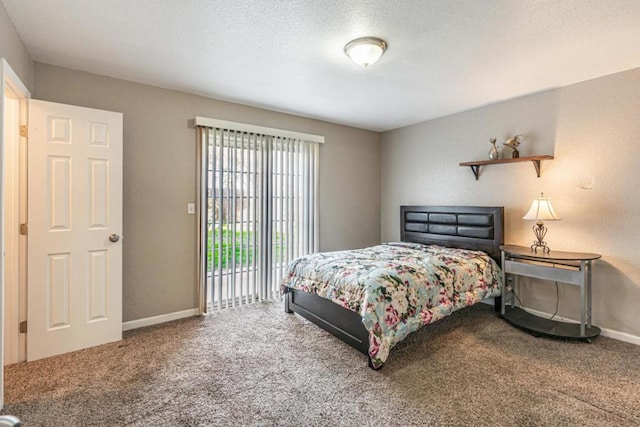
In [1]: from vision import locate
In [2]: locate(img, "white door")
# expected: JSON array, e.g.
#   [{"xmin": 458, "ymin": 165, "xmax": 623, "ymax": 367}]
[{"xmin": 27, "ymin": 100, "xmax": 123, "ymax": 361}]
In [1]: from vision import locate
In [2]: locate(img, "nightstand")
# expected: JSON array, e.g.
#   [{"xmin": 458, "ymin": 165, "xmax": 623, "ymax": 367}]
[{"xmin": 500, "ymin": 245, "xmax": 601, "ymax": 341}]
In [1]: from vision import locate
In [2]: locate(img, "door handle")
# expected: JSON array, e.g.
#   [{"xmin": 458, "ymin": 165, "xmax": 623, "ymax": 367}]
[{"xmin": 109, "ymin": 234, "xmax": 120, "ymax": 243}]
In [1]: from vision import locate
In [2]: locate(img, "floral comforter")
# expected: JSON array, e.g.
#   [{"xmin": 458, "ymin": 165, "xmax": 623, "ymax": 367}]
[{"xmin": 280, "ymin": 242, "xmax": 502, "ymax": 368}]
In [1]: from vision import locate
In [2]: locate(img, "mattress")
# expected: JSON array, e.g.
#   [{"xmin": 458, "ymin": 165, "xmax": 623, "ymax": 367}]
[{"xmin": 281, "ymin": 242, "xmax": 502, "ymax": 367}]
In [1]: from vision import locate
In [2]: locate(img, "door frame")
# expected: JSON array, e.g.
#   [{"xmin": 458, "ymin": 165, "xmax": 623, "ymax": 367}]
[{"xmin": 0, "ymin": 57, "xmax": 30, "ymax": 409}]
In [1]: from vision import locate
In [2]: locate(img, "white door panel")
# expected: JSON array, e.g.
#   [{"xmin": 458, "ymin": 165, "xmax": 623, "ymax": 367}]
[{"xmin": 27, "ymin": 100, "xmax": 122, "ymax": 361}]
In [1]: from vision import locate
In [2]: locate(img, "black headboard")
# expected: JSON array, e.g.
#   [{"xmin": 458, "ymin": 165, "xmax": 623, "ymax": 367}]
[{"xmin": 400, "ymin": 206, "xmax": 504, "ymax": 264}]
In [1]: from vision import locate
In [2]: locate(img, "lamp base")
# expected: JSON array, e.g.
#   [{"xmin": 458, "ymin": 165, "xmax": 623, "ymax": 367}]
[
  {"xmin": 530, "ymin": 241, "xmax": 550, "ymax": 254},
  {"xmin": 530, "ymin": 222, "xmax": 551, "ymax": 254}
]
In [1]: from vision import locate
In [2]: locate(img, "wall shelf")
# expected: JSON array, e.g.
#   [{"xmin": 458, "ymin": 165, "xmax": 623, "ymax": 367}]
[{"xmin": 459, "ymin": 155, "xmax": 554, "ymax": 180}]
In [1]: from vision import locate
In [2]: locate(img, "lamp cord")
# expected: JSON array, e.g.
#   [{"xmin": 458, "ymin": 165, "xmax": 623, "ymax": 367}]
[
  {"xmin": 549, "ymin": 263, "xmax": 559, "ymax": 320},
  {"xmin": 508, "ymin": 277, "xmax": 525, "ymax": 307},
  {"xmin": 548, "ymin": 281, "xmax": 560, "ymax": 320},
  {"xmin": 509, "ymin": 263, "xmax": 560, "ymax": 320}
]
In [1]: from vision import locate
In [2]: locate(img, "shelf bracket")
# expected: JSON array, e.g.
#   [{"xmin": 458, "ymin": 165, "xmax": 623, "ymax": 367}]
[
  {"xmin": 469, "ymin": 165, "xmax": 480, "ymax": 180},
  {"xmin": 531, "ymin": 160, "xmax": 542, "ymax": 177}
]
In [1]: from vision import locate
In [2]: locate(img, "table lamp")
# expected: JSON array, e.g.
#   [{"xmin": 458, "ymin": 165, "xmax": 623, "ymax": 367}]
[{"xmin": 522, "ymin": 193, "xmax": 561, "ymax": 253}]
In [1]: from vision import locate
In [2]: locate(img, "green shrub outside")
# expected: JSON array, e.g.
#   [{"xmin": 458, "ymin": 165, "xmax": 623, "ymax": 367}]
[{"xmin": 207, "ymin": 227, "xmax": 284, "ymax": 271}]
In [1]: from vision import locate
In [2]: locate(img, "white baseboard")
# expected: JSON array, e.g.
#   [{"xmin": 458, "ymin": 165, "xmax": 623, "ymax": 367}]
[
  {"xmin": 123, "ymin": 302, "xmax": 640, "ymax": 346},
  {"xmin": 122, "ymin": 308, "xmax": 200, "ymax": 331},
  {"xmin": 481, "ymin": 298, "xmax": 640, "ymax": 346},
  {"xmin": 520, "ymin": 306, "xmax": 640, "ymax": 346},
  {"xmin": 599, "ymin": 327, "xmax": 640, "ymax": 346}
]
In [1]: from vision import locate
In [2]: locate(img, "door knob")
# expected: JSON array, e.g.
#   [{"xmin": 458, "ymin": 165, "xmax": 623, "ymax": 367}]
[{"xmin": 109, "ymin": 234, "xmax": 120, "ymax": 243}]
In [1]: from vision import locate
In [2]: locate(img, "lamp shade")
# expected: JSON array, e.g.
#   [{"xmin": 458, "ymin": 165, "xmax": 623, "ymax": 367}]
[
  {"xmin": 523, "ymin": 193, "xmax": 561, "ymax": 221},
  {"xmin": 344, "ymin": 37, "xmax": 387, "ymax": 67}
]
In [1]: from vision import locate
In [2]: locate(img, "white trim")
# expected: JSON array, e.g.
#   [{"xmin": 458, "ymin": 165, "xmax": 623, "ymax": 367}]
[
  {"xmin": 194, "ymin": 116, "xmax": 325, "ymax": 143},
  {"xmin": 1, "ymin": 59, "xmax": 30, "ymax": 100},
  {"xmin": 599, "ymin": 327, "xmax": 640, "ymax": 346},
  {"xmin": 122, "ymin": 308, "xmax": 199, "ymax": 332},
  {"xmin": 480, "ymin": 299, "xmax": 640, "ymax": 345},
  {"xmin": 480, "ymin": 298, "xmax": 500, "ymax": 308},
  {"xmin": 3, "ymin": 95, "xmax": 20, "ymax": 365},
  {"xmin": 521, "ymin": 306, "xmax": 640, "ymax": 346},
  {"xmin": 0, "ymin": 58, "xmax": 30, "ymax": 410}
]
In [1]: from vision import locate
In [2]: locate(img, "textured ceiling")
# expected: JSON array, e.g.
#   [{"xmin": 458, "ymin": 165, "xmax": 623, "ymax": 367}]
[{"xmin": 3, "ymin": 0, "xmax": 640, "ymax": 132}]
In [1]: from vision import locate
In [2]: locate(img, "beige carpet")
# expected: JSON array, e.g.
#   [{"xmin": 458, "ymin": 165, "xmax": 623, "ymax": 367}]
[{"xmin": 2, "ymin": 302, "xmax": 639, "ymax": 426}]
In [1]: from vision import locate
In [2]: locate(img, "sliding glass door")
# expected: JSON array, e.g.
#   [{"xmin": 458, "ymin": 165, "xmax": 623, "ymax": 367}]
[{"xmin": 198, "ymin": 125, "xmax": 319, "ymax": 311}]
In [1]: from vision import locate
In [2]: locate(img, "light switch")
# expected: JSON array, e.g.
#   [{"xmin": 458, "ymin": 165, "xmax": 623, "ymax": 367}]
[{"xmin": 187, "ymin": 203, "xmax": 195, "ymax": 214}]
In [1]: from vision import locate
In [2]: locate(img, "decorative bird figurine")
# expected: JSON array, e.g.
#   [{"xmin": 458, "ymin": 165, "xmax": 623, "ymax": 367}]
[
  {"xmin": 503, "ymin": 135, "xmax": 522, "ymax": 158},
  {"xmin": 504, "ymin": 135, "xmax": 521, "ymax": 148}
]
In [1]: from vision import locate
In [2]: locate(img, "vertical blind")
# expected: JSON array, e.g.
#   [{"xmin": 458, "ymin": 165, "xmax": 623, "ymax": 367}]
[{"xmin": 196, "ymin": 121, "xmax": 320, "ymax": 312}]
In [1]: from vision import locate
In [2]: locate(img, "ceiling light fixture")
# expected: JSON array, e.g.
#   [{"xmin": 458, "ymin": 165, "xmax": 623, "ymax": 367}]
[{"xmin": 344, "ymin": 37, "xmax": 387, "ymax": 68}]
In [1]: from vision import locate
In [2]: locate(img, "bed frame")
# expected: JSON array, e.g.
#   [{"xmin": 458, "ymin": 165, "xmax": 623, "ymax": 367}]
[{"xmin": 284, "ymin": 205, "xmax": 504, "ymax": 368}]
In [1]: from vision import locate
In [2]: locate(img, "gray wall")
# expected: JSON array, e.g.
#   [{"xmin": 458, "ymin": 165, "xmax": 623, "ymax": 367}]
[
  {"xmin": 0, "ymin": 2, "xmax": 32, "ymax": 90},
  {"xmin": 33, "ymin": 62, "xmax": 380, "ymax": 322},
  {"xmin": 381, "ymin": 67, "xmax": 640, "ymax": 337},
  {"xmin": 7, "ymin": 2, "xmax": 638, "ymax": 338}
]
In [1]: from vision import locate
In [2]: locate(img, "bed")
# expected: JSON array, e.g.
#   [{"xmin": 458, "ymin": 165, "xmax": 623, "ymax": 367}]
[{"xmin": 281, "ymin": 206, "xmax": 504, "ymax": 369}]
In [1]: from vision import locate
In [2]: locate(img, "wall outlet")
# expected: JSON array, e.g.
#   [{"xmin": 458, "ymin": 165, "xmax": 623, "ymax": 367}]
[{"xmin": 187, "ymin": 203, "xmax": 195, "ymax": 215}]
